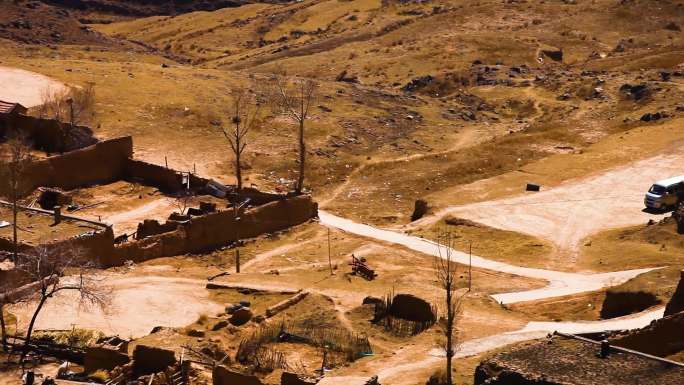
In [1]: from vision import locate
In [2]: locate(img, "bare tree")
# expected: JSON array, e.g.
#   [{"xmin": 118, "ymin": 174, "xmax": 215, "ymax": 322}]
[
  {"xmin": 267, "ymin": 76, "xmax": 317, "ymax": 194},
  {"xmin": 2, "ymin": 133, "xmax": 33, "ymax": 262},
  {"xmin": 168, "ymin": 189, "xmax": 194, "ymax": 216},
  {"xmin": 37, "ymin": 84, "xmax": 96, "ymax": 153},
  {"xmin": 434, "ymin": 231, "xmax": 464, "ymax": 385},
  {"xmin": 37, "ymin": 84, "xmax": 96, "ymax": 127},
  {"xmin": 13, "ymin": 246, "xmax": 110, "ymax": 365},
  {"xmin": 221, "ymin": 89, "xmax": 260, "ymax": 192}
]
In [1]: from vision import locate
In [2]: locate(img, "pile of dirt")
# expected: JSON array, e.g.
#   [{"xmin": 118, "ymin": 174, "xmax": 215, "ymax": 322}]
[{"xmin": 0, "ymin": 1, "xmax": 108, "ymax": 45}]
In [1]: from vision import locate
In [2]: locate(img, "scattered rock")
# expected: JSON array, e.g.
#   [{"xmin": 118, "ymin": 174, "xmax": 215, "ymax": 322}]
[
  {"xmin": 229, "ymin": 307, "xmax": 253, "ymax": 326},
  {"xmin": 212, "ymin": 320, "xmax": 229, "ymax": 331},
  {"xmin": 402, "ymin": 75, "xmax": 434, "ymax": 92},
  {"xmin": 641, "ymin": 111, "xmax": 666, "ymax": 122},
  {"xmin": 665, "ymin": 22, "xmax": 681, "ymax": 32}
]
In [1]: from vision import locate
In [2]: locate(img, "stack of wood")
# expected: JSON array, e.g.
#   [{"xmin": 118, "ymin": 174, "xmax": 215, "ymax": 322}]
[{"xmin": 350, "ymin": 255, "xmax": 377, "ymax": 281}]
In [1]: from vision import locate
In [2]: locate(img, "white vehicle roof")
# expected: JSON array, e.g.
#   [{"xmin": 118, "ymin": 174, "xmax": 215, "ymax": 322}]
[{"xmin": 654, "ymin": 175, "xmax": 684, "ymax": 187}]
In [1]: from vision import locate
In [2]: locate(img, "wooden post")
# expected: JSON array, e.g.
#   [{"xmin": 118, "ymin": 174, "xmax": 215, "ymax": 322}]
[
  {"xmin": 327, "ymin": 227, "xmax": 333, "ymax": 275},
  {"xmin": 468, "ymin": 241, "xmax": 472, "ymax": 292},
  {"xmin": 235, "ymin": 196, "xmax": 240, "ymax": 274},
  {"xmin": 165, "ymin": 156, "xmax": 168, "ymax": 169}
]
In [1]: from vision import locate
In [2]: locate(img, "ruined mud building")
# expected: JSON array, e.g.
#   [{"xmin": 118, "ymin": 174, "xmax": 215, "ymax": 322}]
[{"xmin": 0, "ymin": 104, "xmax": 318, "ymax": 288}]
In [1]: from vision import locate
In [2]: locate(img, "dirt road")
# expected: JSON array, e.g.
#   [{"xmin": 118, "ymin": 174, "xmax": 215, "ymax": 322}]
[
  {"xmin": 419, "ymin": 150, "xmax": 683, "ymax": 258},
  {"xmin": 9, "ymin": 274, "xmax": 222, "ymax": 339},
  {"xmin": 0, "ymin": 66, "xmax": 66, "ymax": 107},
  {"xmin": 319, "ymin": 211, "xmax": 656, "ymax": 304},
  {"xmin": 321, "ymin": 307, "xmax": 665, "ymax": 385}
]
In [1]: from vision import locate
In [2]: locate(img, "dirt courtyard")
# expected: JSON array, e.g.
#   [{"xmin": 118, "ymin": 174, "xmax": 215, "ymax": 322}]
[
  {"xmin": 0, "ymin": 66, "xmax": 66, "ymax": 107},
  {"xmin": 8, "ymin": 270, "xmax": 222, "ymax": 339},
  {"xmin": 424, "ymin": 148, "xmax": 683, "ymax": 263}
]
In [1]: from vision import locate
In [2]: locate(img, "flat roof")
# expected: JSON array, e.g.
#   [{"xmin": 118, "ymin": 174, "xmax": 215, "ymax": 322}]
[{"xmin": 654, "ymin": 175, "xmax": 684, "ymax": 187}]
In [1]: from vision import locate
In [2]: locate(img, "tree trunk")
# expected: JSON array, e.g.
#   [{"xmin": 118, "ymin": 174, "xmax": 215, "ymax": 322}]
[
  {"xmin": 21, "ymin": 295, "xmax": 47, "ymax": 365},
  {"xmin": 445, "ymin": 284, "xmax": 454, "ymax": 385},
  {"xmin": 0, "ymin": 304, "xmax": 7, "ymax": 352},
  {"xmin": 12, "ymin": 193, "xmax": 18, "ymax": 262},
  {"xmin": 235, "ymin": 136, "xmax": 242, "ymax": 192},
  {"xmin": 296, "ymin": 119, "xmax": 305, "ymax": 194}
]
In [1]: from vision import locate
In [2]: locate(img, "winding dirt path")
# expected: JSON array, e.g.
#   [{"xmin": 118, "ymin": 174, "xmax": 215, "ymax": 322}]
[{"xmin": 318, "ymin": 211, "xmax": 656, "ymax": 304}]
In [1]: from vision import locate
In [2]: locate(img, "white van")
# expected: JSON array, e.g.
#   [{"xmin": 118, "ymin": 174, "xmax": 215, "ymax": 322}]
[{"xmin": 644, "ymin": 175, "xmax": 684, "ymax": 210}]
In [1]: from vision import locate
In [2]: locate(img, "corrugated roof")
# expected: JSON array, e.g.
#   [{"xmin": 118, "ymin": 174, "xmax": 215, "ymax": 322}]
[{"xmin": 0, "ymin": 100, "xmax": 26, "ymax": 114}]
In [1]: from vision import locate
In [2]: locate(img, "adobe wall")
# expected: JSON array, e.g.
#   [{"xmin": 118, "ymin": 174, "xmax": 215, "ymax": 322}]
[
  {"xmin": 109, "ymin": 229, "xmax": 186, "ymax": 267},
  {"xmin": 110, "ymin": 195, "xmax": 318, "ymax": 265},
  {"xmin": 612, "ymin": 311, "xmax": 684, "ymax": 357},
  {"xmin": 0, "ymin": 136, "xmax": 133, "ymax": 197},
  {"xmin": 664, "ymin": 270, "xmax": 684, "ymax": 316},
  {"xmin": 184, "ymin": 195, "xmax": 318, "ymax": 253},
  {"xmin": 0, "ymin": 113, "xmax": 97, "ymax": 153},
  {"xmin": 125, "ymin": 159, "xmax": 183, "ymax": 192}
]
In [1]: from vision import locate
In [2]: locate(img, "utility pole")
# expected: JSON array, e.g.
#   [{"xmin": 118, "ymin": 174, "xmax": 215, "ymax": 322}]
[
  {"xmin": 233, "ymin": 197, "xmax": 251, "ymax": 273},
  {"xmin": 327, "ymin": 227, "xmax": 333, "ymax": 275},
  {"xmin": 468, "ymin": 241, "xmax": 472, "ymax": 292}
]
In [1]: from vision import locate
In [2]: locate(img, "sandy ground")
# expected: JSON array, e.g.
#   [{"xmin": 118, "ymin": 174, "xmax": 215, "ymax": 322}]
[
  {"xmin": 418, "ymin": 149, "xmax": 684, "ymax": 259},
  {"xmin": 9, "ymin": 272, "xmax": 222, "ymax": 339},
  {"xmin": 319, "ymin": 211, "xmax": 655, "ymax": 304},
  {"xmin": 0, "ymin": 66, "xmax": 66, "ymax": 107}
]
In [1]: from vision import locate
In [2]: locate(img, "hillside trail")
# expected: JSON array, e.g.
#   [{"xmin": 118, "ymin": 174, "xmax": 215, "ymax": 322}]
[{"xmin": 319, "ymin": 126, "xmax": 479, "ymax": 207}]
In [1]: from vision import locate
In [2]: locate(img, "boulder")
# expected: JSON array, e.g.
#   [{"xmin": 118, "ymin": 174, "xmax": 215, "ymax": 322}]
[{"xmin": 229, "ymin": 307, "xmax": 253, "ymax": 326}]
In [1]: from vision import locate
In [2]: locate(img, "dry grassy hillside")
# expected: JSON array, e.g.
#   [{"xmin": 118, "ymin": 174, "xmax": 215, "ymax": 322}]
[{"xmin": 1, "ymin": 0, "xmax": 682, "ymax": 225}]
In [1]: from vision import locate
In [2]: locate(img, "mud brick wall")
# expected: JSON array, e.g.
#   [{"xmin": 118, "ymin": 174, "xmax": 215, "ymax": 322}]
[
  {"xmin": 0, "ymin": 113, "xmax": 97, "ymax": 153},
  {"xmin": 125, "ymin": 159, "xmax": 183, "ymax": 192},
  {"xmin": 612, "ymin": 311, "xmax": 684, "ymax": 357},
  {"xmin": 0, "ymin": 136, "xmax": 133, "ymax": 197},
  {"xmin": 664, "ymin": 270, "xmax": 684, "ymax": 317},
  {"xmin": 184, "ymin": 195, "xmax": 318, "ymax": 253},
  {"xmin": 109, "ymin": 229, "xmax": 187, "ymax": 267},
  {"xmin": 111, "ymin": 195, "xmax": 318, "ymax": 264}
]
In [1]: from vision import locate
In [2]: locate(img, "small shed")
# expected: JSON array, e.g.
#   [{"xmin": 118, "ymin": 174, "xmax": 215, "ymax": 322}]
[{"xmin": 0, "ymin": 100, "xmax": 28, "ymax": 116}]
